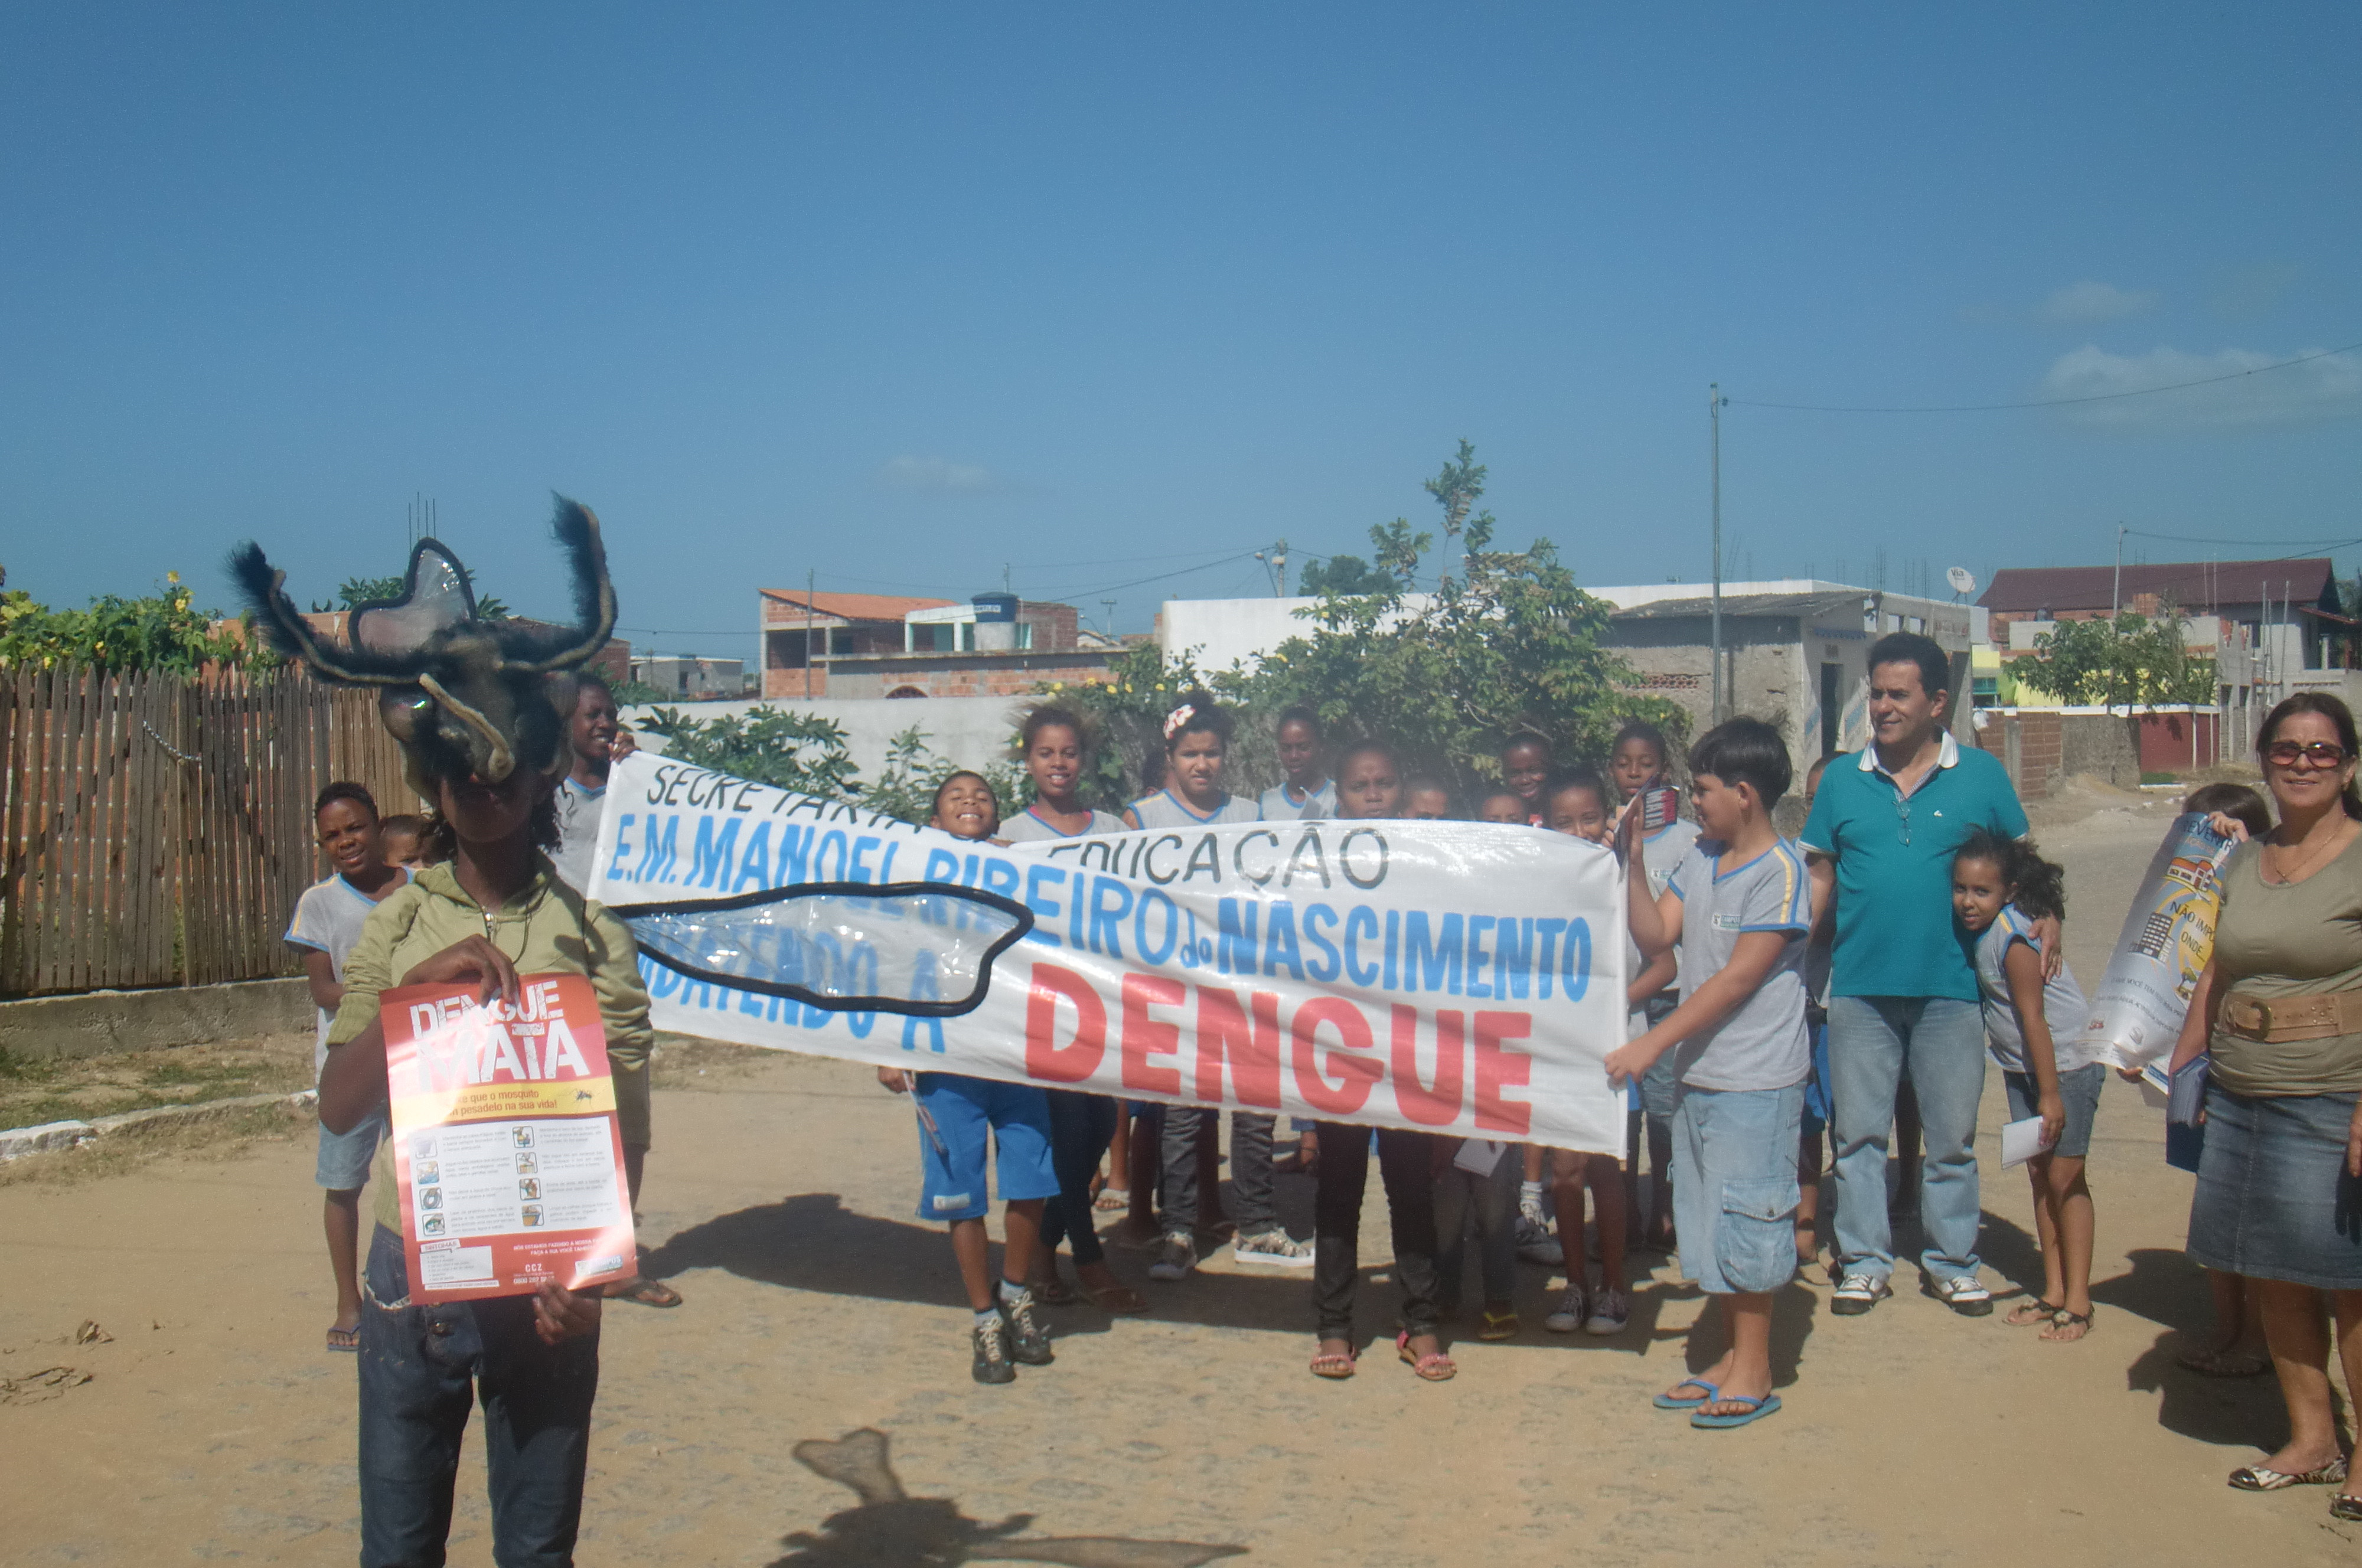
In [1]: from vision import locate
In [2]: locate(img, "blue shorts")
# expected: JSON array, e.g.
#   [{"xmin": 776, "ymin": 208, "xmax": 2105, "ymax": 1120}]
[
  {"xmin": 912, "ymin": 1073, "xmax": 1060, "ymax": 1223},
  {"xmin": 316, "ymin": 1106, "xmax": 386, "ymax": 1191},
  {"xmin": 2002, "ymin": 1062, "xmax": 2105, "ymax": 1161},
  {"xmin": 1671, "ymin": 1081, "xmax": 1805, "ymax": 1295}
]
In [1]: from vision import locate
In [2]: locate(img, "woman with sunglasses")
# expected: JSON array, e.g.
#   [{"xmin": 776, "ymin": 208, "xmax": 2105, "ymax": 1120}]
[{"xmin": 2168, "ymin": 693, "xmax": 2362, "ymax": 1514}]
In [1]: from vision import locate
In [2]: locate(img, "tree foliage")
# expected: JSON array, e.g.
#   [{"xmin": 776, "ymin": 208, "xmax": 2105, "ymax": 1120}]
[
  {"xmin": 636, "ymin": 705, "xmax": 863, "ymax": 800},
  {"xmin": 1294, "ymin": 553, "xmax": 1394, "ymax": 597},
  {"xmin": 2016, "ymin": 612, "xmax": 2217, "ymax": 711},
  {"xmin": 0, "ymin": 572, "xmax": 275, "ymax": 674},
  {"xmin": 318, "ymin": 572, "xmax": 509, "ymax": 619},
  {"xmin": 1242, "ymin": 442, "xmax": 1684, "ymax": 799}
]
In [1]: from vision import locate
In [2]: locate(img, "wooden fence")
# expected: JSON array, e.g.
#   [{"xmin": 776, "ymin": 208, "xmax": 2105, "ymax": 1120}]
[{"xmin": 0, "ymin": 668, "xmax": 418, "ymax": 997}]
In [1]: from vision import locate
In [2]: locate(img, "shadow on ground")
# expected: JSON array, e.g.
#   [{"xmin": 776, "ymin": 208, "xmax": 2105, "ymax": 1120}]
[{"xmin": 769, "ymin": 1427, "xmax": 1247, "ymax": 1567}]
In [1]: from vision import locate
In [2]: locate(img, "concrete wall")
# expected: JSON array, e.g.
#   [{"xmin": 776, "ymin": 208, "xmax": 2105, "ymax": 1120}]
[
  {"xmin": 621, "ymin": 694, "xmax": 1029, "ymax": 781},
  {"xmin": 0, "ymin": 978, "xmax": 311, "ymax": 1061}
]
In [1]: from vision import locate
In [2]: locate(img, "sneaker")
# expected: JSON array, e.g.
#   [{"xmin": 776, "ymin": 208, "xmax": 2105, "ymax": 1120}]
[
  {"xmin": 1147, "ymin": 1232, "xmax": 1198, "ymax": 1282},
  {"xmin": 1516, "ymin": 1214, "xmax": 1564, "ymax": 1267},
  {"xmin": 1830, "ymin": 1273, "xmax": 1892, "ymax": 1316},
  {"xmin": 999, "ymin": 1293, "xmax": 1055, "ymax": 1364},
  {"xmin": 1544, "ymin": 1283, "xmax": 1588, "ymax": 1334},
  {"xmin": 1584, "ymin": 1288, "xmax": 1630, "ymax": 1336},
  {"xmin": 971, "ymin": 1315, "xmax": 1016, "ymax": 1384},
  {"xmin": 1927, "ymin": 1273, "xmax": 1994, "ymax": 1317},
  {"xmin": 1233, "ymin": 1228, "xmax": 1316, "ymax": 1268}
]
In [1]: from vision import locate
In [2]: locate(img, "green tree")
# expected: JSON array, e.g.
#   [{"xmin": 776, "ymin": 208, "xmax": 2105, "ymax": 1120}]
[
  {"xmin": 2017, "ymin": 612, "xmax": 2217, "ymax": 711},
  {"xmin": 1243, "ymin": 441, "xmax": 1683, "ymax": 799},
  {"xmin": 0, "ymin": 573, "xmax": 273, "ymax": 674},
  {"xmin": 321, "ymin": 571, "xmax": 509, "ymax": 619},
  {"xmin": 1025, "ymin": 643, "xmax": 1262, "ymax": 809},
  {"xmin": 1295, "ymin": 553, "xmax": 1394, "ymax": 597},
  {"xmin": 636, "ymin": 706, "xmax": 862, "ymax": 799}
]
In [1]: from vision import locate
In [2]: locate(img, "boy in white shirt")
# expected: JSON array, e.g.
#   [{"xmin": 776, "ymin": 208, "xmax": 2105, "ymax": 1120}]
[{"xmin": 1608, "ymin": 717, "xmax": 1814, "ymax": 1429}]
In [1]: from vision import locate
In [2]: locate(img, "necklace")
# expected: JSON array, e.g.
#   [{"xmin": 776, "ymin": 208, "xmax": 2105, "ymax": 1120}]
[{"xmin": 2264, "ymin": 822, "xmax": 2352, "ymax": 886}]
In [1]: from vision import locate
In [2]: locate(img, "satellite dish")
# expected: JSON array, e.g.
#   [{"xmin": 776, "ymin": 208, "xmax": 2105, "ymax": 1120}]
[{"xmin": 1946, "ymin": 566, "xmax": 1976, "ymax": 597}]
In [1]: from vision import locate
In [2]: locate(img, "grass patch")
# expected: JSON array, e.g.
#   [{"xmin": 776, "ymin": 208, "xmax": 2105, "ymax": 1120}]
[
  {"xmin": 0, "ymin": 1102, "xmax": 315, "ymax": 1189},
  {"xmin": 0, "ymin": 1035, "xmax": 314, "ymax": 1129}
]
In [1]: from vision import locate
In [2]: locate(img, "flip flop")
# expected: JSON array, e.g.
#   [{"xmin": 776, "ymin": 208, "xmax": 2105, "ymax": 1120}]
[
  {"xmin": 608, "ymin": 1277, "xmax": 684, "ymax": 1308},
  {"xmin": 1652, "ymin": 1378, "xmax": 1720, "ymax": 1410},
  {"xmin": 1093, "ymin": 1186, "xmax": 1133, "ymax": 1213},
  {"xmin": 325, "ymin": 1325, "xmax": 360, "ymax": 1354},
  {"xmin": 1077, "ymin": 1279, "xmax": 1149, "ymax": 1315},
  {"xmin": 1691, "ymin": 1393, "xmax": 1782, "ymax": 1429},
  {"xmin": 2006, "ymin": 1298, "xmax": 2064, "ymax": 1327}
]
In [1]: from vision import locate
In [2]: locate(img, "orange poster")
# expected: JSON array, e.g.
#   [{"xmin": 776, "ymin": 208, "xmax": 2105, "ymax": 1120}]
[{"xmin": 382, "ymin": 972, "xmax": 637, "ymax": 1304}]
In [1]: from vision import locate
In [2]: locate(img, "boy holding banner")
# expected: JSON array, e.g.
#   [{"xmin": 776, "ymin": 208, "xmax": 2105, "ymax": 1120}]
[{"xmin": 1609, "ymin": 717, "xmax": 1814, "ymax": 1429}]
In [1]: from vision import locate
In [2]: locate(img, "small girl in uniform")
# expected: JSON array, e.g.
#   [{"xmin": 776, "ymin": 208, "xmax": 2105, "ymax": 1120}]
[
  {"xmin": 1499, "ymin": 731, "xmax": 1554, "ymax": 825},
  {"xmin": 1310, "ymin": 740, "xmax": 1454, "ymax": 1380},
  {"xmin": 1952, "ymin": 829, "xmax": 2099, "ymax": 1342},
  {"xmin": 1127, "ymin": 692, "xmax": 1309, "ymax": 1278},
  {"xmin": 1539, "ymin": 768, "xmax": 1634, "ymax": 1335}
]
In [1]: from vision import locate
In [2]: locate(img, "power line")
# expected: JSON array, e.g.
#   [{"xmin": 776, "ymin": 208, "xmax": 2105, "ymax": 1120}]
[
  {"xmin": 2123, "ymin": 527, "xmax": 2362, "ymax": 548},
  {"xmin": 1729, "ymin": 338, "xmax": 2362, "ymax": 414}
]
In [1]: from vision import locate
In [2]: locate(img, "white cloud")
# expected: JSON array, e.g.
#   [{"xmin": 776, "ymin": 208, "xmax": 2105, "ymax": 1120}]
[
  {"xmin": 876, "ymin": 455, "xmax": 1003, "ymax": 493},
  {"xmin": 2039, "ymin": 343, "xmax": 2362, "ymax": 429},
  {"xmin": 2037, "ymin": 280, "xmax": 2161, "ymax": 325}
]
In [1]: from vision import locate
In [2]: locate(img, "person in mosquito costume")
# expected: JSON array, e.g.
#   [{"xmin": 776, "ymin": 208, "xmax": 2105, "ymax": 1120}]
[{"xmin": 231, "ymin": 498, "xmax": 677, "ymax": 1566}]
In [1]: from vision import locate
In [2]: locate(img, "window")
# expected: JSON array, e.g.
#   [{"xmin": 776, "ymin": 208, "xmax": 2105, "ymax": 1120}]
[{"xmin": 887, "ymin": 685, "xmax": 926, "ymax": 699}]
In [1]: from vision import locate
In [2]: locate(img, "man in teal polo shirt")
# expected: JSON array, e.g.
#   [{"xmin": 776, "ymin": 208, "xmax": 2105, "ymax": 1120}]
[{"xmin": 1802, "ymin": 632, "xmax": 2038, "ymax": 1318}]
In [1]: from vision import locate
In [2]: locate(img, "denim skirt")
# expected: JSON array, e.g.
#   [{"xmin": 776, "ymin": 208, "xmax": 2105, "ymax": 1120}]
[{"xmin": 2187, "ymin": 1084, "xmax": 2362, "ymax": 1290}]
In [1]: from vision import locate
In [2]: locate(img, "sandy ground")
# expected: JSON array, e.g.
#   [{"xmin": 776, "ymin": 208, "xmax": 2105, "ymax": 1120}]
[{"xmin": 4, "ymin": 786, "xmax": 2357, "ymax": 1566}]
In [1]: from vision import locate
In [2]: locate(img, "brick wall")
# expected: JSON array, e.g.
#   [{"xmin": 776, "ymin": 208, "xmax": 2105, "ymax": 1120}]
[
  {"xmin": 1020, "ymin": 601, "xmax": 1080, "ymax": 652},
  {"xmin": 1974, "ymin": 710, "xmax": 2064, "ymax": 799}
]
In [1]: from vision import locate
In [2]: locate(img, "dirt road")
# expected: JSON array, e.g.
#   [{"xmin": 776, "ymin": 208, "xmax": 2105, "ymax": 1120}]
[{"xmin": 2, "ymin": 789, "xmax": 2351, "ymax": 1564}]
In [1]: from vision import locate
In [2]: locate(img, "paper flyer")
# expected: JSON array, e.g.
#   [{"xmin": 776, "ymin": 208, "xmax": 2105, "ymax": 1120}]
[{"xmin": 382, "ymin": 972, "xmax": 637, "ymax": 1304}]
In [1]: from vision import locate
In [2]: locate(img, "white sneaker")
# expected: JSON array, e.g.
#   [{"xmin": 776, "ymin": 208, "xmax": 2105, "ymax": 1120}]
[
  {"xmin": 1830, "ymin": 1272, "xmax": 1892, "ymax": 1316},
  {"xmin": 1147, "ymin": 1232, "xmax": 1197, "ymax": 1282},
  {"xmin": 1544, "ymin": 1283, "xmax": 1588, "ymax": 1333},
  {"xmin": 1927, "ymin": 1273, "xmax": 1994, "ymax": 1317},
  {"xmin": 1584, "ymin": 1288, "xmax": 1629, "ymax": 1336},
  {"xmin": 1232, "ymin": 1228, "xmax": 1316, "ymax": 1268}
]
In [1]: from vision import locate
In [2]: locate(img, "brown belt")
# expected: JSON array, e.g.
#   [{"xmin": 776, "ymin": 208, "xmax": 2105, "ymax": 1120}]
[{"xmin": 2219, "ymin": 989, "xmax": 2362, "ymax": 1044}]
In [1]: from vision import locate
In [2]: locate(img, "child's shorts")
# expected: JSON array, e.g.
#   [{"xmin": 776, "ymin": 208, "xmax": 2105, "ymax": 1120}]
[
  {"xmin": 1671, "ymin": 1080, "xmax": 1805, "ymax": 1295},
  {"xmin": 912, "ymin": 1072, "xmax": 1060, "ymax": 1223},
  {"xmin": 316, "ymin": 1106, "xmax": 386, "ymax": 1192},
  {"xmin": 2002, "ymin": 1062, "xmax": 2105, "ymax": 1160}
]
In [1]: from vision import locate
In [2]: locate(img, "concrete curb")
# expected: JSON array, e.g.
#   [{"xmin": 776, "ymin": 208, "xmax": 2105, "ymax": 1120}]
[{"xmin": 0, "ymin": 1089, "xmax": 318, "ymax": 1162}]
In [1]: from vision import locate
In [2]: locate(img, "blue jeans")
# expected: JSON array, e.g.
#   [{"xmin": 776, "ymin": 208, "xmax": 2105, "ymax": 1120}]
[
  {"xmin": 1433, "ymin": 1145, "xmax": 1519, "ymax": 1312},
  {"xmin": 1827, "ymin": 995, "xmax": 1986, "ymax": 1283},
  {"xmin": 1038, "ymin": 1090, "xmax": 1118, "ymax": 1267},
  {"xmin": 358, "ymin": 1226, "xmax": 600, "ymax": 1566}
]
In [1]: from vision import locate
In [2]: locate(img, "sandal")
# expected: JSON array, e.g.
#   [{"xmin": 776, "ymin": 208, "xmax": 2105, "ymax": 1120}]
[
  {"xmin": 607, "ymin": 1277, "xmax": 684, "ymax": 1308},
  {"xmin": 2230, "ymin": 1455, "xmax": 2349, "ymax": 1491},
  {"xmin": 1653, "ymin": 1378, "xmax": 1720, "ymax": 1410},
  {"xmin": 1477, "ymin": 1308, "xmax": 1520, "ymax": 1342},
  {"xmin": 1397, "ymin": 1329, "xmax": 1457, "ymax": 1381},
  {"xmin": 1093, "ymin": 1185, "xmax": 1133, "ymax": 1213},
  {"xmin": 1691, "ymin": 1392, "xmax": 1782, "ymax": 1429},
  {"xmin": 2041, "ymin": 1306, "xmax": 2093, "ymax": 1342},
  {"xmin": 2332, "ymin": 1494, "xmax": 2362, "ymax": 1522},
  {"xmin": 1029, "ymin": 1270, "xmax": 1078, "ymax": 1306},
  {"xmin": 1076, "ymin": 1276, "xmax": 1149, "ymax": 1315},
  {"xmin": 2177, "ymin": 1345, "xmax": 2270, "ymax": 1378},
  {"xmin": 325, "ymin": 1325, "xmax": 360, "ymax": 1354},
  {"xmin": 1310, "ymin": 1342, "xmax": 1358, "ymax": 1380},
  {"xmin": 2005, "ymin": 1298, "xmax": 2064, "ymax": 1327}
]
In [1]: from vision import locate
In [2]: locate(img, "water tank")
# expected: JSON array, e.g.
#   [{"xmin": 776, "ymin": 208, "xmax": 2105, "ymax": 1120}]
[{"xmin": 973, "ymin": 593, "xmax": 1019, "ymax": 651}]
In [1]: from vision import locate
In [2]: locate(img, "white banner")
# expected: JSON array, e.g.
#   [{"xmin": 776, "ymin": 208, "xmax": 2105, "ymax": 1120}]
[
  {"xmin": 589, "ymin": 752, "xmax": 1629, "ymax": 1154},
  {"xmin": 2078, "ymin": 811, "xmax": 2239, "ymax": 1072}
]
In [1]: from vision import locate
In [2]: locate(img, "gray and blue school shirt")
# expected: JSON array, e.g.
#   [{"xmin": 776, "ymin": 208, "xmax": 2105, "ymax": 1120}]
[
  {"xmin": 998, "ymin": 806, "xmax": 1128, "ymax": 843},
  {"xmin": 1258, "ymin": 778, "xmax": 1336, "ymax": 822},
  {"xmin": 1126, "ymin": 788, "xmax": 1263, "ymax": 828},
  {"xmin": 549, "ymin": 776, "xmax": 606, "ymax": 893},
  {"xmin": 1663, "ymin": 838, "xmax": 1813, "ymax": 1092},
  {"xmin": 283, "ymin": 873, "xmax": 403, "ymax": 1076},
  {"xmin": 1973, "ymin": 904, "xmax": 2097, "ymax": 1074}
]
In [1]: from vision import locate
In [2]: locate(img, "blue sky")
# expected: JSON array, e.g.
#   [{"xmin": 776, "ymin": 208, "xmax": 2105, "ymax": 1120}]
[{"xmin": 4, "ymin": 4, "xmax": 2356, "ymax": 662}]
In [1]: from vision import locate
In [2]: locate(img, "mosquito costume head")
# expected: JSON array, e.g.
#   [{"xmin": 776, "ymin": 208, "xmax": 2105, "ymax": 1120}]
[{"xmin": 228, "ymin": 498, "xmax": 617, "ymax": 801}]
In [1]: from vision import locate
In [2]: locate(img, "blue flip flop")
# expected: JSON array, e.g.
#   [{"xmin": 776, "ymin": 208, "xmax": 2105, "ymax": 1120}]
[
  {"xmin": 1691, "ymin": 1393, "xmax": 1782, "ymax": 1429},
  {"xmin": 1652, "ymin": 1379, "xmax": 1720, "ymax": 1410}
]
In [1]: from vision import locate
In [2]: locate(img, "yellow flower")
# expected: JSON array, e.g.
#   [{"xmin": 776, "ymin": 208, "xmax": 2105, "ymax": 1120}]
[{"xmin": 167, "ymin": 571, "xmax": 180, "ymax": 584}]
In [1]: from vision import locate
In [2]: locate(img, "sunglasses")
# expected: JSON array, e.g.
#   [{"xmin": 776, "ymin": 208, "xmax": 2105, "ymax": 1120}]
[{"xmin": 2263, "ymin": 740, "xmax": 2350, "ymax": 768}]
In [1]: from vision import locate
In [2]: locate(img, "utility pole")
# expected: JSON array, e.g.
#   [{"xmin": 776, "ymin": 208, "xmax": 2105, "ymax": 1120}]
[
  {"xmin": 804, "ymin": 567, "xmax": 815, "ymax": 700},
  {"xmin": 1253, "ymin": 539, "xmax": 1290, "ymax": 596},
  {"xmin": 1100, "ymin": 599, "xmax": 1117, "ymax": 638},
  {"xmin": 2109, "ymin": 522, "xmax": 2127, "ymax": 716},
  {"xmin": 1710, "ymin": 384, "xmax": 1727, "ymax": 725}
]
